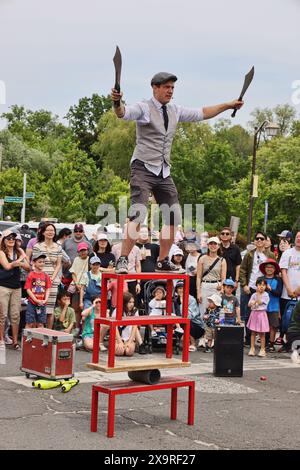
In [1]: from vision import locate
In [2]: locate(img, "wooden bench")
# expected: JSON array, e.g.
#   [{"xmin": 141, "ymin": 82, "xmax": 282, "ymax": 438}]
[{"xmin": 90, "ymin": 376, "xmax": 195, "ymax": 438}]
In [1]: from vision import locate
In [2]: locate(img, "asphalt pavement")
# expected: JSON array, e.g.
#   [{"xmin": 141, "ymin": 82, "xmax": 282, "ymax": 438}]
[{"xmin": 0, "ymin": 344, "xmax": 299, "ymax": 451}]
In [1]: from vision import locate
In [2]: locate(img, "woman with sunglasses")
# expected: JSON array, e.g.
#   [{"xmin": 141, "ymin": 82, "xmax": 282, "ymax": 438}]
[
  {"xmin": 0, "ymin": 230, "xmax": 30, "ymax": 349},
  {"xmin": 240, "ymin": 231, "xmax": 275, "ymax": 345}
]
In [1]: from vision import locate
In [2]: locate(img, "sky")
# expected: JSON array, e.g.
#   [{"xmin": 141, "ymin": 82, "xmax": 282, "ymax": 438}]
[{"xmin": 0, "ymin": 0, "xmax": 300, "ymax": 129}]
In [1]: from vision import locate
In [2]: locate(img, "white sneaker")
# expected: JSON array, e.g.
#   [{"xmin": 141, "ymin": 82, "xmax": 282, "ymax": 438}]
[
  {"xmin": 99, "ymin": 343, "xmax": 107, "ymax": 352},
  {"xmin": 4, "ymin": 335, "xmax": 13, "ymax": 345},
  {"xmin": 174, "ymin": 327, "xmax": 184, "ymax": 335},
  {"xmin": 151, "ymin": 330, "xmax": 158, "ymax": 337}
]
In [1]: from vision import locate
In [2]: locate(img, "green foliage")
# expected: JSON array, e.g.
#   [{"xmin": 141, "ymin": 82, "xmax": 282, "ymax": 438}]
[
  {"xmin": 92, "ymin": 110, "xmax": 135, "ymax": 179},
  {"xmin": 66, "ymin": 94, "xmax": 112, "ymax": 158},
  {"xmin": 248, "ymin": 104, "xmax": 296, "ymax": 136}
]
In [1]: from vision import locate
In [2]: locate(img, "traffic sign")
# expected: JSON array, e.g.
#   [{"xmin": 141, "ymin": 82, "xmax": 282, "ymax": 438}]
[
  {"xmin": 25, "ymin": 192, "xmax": 35, "ymax": 199},
  {"xmin": 4, "ymin": 196, "xmax": 23, "ymax": 203}
]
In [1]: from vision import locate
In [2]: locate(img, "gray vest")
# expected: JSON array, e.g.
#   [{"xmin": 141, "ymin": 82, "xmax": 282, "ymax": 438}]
[{"xmin": 132, "ymin": 100, "xmax": 177, "ymax": 167}]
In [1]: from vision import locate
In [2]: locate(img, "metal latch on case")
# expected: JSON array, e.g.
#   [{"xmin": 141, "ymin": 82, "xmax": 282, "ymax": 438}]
[
  {"xmin": 25, "ymin": 332, "xmax": 32, "ymax": 343},
  {"xmin": 42, "ymin": 336, "xmax": 49, "ymax": 347}
]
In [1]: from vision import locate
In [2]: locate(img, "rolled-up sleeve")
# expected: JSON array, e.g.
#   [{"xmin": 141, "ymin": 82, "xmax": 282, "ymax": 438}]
[
  {"xmin": 123, "ymin": 102, "xmax": 149, "ymax": 123},
  {"xmin": 175, "ymin": 105, "xmax": 204, "ymax": 122}
]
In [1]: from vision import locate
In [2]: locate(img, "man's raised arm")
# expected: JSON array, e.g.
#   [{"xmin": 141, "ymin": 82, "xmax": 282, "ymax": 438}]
[{"xmin": 202, "ymin": 100, "xmax": 243, "ymax": 120}]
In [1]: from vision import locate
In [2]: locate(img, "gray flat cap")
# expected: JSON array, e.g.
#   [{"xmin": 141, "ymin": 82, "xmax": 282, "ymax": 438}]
[{"xmin": 151, "ymin": 72, "xmax": 178, "ymax": 86}]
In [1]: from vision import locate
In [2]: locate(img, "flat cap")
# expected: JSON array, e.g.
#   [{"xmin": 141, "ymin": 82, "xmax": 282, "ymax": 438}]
[{"xmin": 151, "ymin": 72, "xmax": 177, "ymax": 86}]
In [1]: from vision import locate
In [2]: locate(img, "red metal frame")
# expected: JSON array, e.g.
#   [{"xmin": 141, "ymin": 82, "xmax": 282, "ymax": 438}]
[
  {"xmin": 91, "ymin": 377, "xmax": 195, "ymax": 438},
  {"xmin": 92, "ymin": 272, "xmax": 190, "ymax": 368}
]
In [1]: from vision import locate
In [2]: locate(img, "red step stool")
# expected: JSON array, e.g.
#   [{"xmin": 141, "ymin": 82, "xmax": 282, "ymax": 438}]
[{"xmin": 90, "ymin": 376, "xmax": 195, "ymax": 438}]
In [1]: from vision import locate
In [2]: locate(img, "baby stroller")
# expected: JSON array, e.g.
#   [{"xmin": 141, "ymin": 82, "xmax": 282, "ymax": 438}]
[{"xmin": 143, "ymin": 279, "xmax": 182, "ymax": 355}]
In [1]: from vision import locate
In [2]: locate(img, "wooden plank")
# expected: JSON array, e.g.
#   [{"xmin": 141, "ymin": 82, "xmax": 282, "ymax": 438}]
[{"xmin": 86, "ymin": 358, "xmax": 191, "ymax": 373}]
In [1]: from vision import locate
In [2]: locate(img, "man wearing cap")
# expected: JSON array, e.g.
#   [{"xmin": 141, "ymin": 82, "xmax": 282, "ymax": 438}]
[
  {"xmin": 62, "ymin": 223, "xmax": 93, "ymax": 287},
  {"xmin": 278, "ymin": 230, "xmax": 293, "ymax": 258},
  {"xmin": 219, "ymin": 227, "xmax": 242, "ymax": 288},
  {"xmin": 111, "ymin": 74, "xmax": 243, "ymax": 274}
]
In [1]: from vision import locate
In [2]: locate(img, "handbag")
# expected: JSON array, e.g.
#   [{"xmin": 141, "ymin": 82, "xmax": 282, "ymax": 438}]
[{"xmin": 67, "ymin": 282, "xmax": 77, "ymax": 294}]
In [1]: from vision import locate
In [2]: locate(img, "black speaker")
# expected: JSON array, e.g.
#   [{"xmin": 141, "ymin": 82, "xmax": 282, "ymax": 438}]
[{"xmin": 213, "ymin": 325, "xmax": 244, "ymax": 377}]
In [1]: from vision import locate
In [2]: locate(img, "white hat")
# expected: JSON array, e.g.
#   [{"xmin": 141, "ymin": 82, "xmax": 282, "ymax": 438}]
[
  {"xmin": 207, "ymin": 294, "xmax": 222, "ymax": 307},
  {"xmin": 207, "ymin": 236, "xmax": 220, "ymax": 245},
  {"xmin": 173, "ymin": 248, "xmax": 184, "ymax": 256},
  {"xmin": 97, "ymin": 233, "xmax": 108, "ymax": 241}
]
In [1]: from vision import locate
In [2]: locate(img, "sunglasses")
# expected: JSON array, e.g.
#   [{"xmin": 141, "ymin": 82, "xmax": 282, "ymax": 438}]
[
  {"xmin": 94, "ymin": 300, "xmax": 101, "ymax": 304},
  {"xmin": 221, "ymin": 232, "xmax": 230, "ymax": 236},
  {"xmin": 74, "ymin": 230, "xmax": 83, "ymax": 233},
  {"xmin": 255, "ymin": 237, "xmax": 265, "ymax": 241},
  {"xmin": 5, "ymin": 235, "xmax": 16, "ymax": 241}
]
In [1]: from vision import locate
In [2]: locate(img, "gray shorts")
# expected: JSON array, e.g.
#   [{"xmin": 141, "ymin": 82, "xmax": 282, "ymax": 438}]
[{"xmin": 129, "ymin": 160, "xmax": 181, "ymax": 226}]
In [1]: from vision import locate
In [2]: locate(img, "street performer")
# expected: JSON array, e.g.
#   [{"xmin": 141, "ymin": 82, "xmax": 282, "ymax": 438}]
[{"xmin": 111, "ymin": 72, "xmax": 243, "ymax": 274}]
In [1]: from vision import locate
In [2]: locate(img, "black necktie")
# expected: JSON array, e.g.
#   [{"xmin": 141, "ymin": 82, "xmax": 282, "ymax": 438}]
[{"xmin": 161, "ymin": 105, "xmax": 169, "ymax": 131}]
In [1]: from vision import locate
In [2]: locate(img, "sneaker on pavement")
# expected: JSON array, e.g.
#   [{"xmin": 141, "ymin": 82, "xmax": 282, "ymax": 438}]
[
  {"xmin": 174, "ymin": 327, "xmax": 184, "ymax": 335},
  {"xmin": 76, "ymin": 338, "xmax": 83, "ymax": 350},
  {"xmin": 4, "ymin": 335, "xmax": 13, "ymax": 345},
  {"xmin": 155, "ymin": 257, "xmax": 185, "ymax": 273},
  {"xmin": 99, "ymin": 343, "xmax": 107, "ymax": 352}
]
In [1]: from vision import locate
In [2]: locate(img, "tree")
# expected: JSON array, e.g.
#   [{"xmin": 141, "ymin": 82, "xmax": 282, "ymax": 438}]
[
  {"xmin": 66, "ymin": 94, "xmax": 112, "ymax": 159},
  {"xmin": 92, "ymin": 110, "xmax": 135, "ymax": 178},
  {"xmin": 0, "ymin": 168, "xmax": 48, "ymax": 221},
  {"xmin": 248, "ymin": 104, "xmax": 296, "ymax": 136}
]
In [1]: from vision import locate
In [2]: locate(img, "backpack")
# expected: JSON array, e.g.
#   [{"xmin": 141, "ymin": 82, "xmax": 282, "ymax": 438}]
[{"xmin": 282, "ymin": 299, "xmax": 298, "ymax": 333}]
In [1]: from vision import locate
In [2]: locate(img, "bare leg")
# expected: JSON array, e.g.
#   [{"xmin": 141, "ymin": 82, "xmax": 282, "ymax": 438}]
[
  {"xmin": 249, "ymin": 332, "xmax": 256, "ymax": 355},
  {"xmin": 159, "ymin": 225, "xmax": 176, "ymax": 260},
  {"xmin": 121, "ymin": 221, "xmax": 140, "ymax": 257},
  {"xmin": 47, "ymin": 314, "xmax": 54, "ymax": 329},
  {"xmin": 11, "ymin": 323, "xmax": 19, "ymax": 346},
  {"xmin": 100, "ymin": 325, "xmax": 109, "ymax": 343}
]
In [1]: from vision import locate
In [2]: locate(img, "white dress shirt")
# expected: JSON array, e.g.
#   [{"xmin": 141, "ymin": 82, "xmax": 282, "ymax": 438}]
[{"xmin": 123, "ymin": 97, "xmax": 204, "ymax": 178}]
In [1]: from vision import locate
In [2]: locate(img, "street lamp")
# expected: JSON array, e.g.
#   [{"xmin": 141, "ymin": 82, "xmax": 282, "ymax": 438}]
[{"xmin": 247, "ymin": 121, "xmax": 280, "ymax": 243}]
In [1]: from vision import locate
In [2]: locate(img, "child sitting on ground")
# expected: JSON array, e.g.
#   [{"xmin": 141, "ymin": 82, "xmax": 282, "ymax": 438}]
[
  {"xmin": 149, "ymin": 286, "xmax": 184, "ymax": 337},
  {"xmin": 112, "ymin": 292, "xmax": 144, "ymax": 357},
  {"xmin": 81, "ymin": 297, "xmax": 110, "ymax": 352},
  {"xmin": 203, "ymin": 293, "xmax": 222, "ymax": 352},
  {"xmin": 174, "ymin": 281, "xmax": 205, "ymax": 352},
  {"xmin": 221, "ymin": 278, "xmax": 241, "ymax": 325},
  {"xmin": 24, "ymin": 253, "xmax": 52, "ymax": 328},
  {"xmin": 53, "ymin": 291, "xmax": 77, "ymax": 336}
]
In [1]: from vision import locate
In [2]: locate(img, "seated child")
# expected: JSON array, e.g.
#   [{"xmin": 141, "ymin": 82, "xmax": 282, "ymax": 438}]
[
  {"xmin": 203, "ymin": 293, "xmax": 222, "ymax": 352},
  {"xmin": 221, "ymin": 278, "xmax": 241, "ymax": 325},
  {"xmin": 174, "ymin": 281, "xmax": 205, "ymax": 352},
  {"xmin": 81, "ymin": 296, "xmax": 110, "ymax": 352},
  {"xmin": 24, "ymin": 253, "xmax": 52, "ymax": 328},
  {"xmin": 148, "ymin": 285, "xmax": 184, "ymax": 337},
  {"xmin": 53, "ymin": 291, "xmax": 77, "ymax": 336},
  {"xmin": 112, "ymin": 292, "xmax": 144, "ymax": 357}
]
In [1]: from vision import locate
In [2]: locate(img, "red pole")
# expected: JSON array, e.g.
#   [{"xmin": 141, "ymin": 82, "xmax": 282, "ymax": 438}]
[
  {"xmin": 171, "ymin": 387, "xmax": 178, "ymax": 420},
  {"xmin": 188, "ymin": 383, "xmax": 195, "ymax": 425},
  {"xmin": 101, "ymin": 275, "xmax": 108, "ymax": 318}
]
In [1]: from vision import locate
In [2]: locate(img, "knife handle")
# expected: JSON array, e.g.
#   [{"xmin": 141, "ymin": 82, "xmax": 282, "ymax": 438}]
[
  {"xmin": 231, "ymin": 108, "xmax": 237, "ymax": 118},
  {"xmin": 113, "ymin": 82, "xmax": 121, "ymax": 108}
]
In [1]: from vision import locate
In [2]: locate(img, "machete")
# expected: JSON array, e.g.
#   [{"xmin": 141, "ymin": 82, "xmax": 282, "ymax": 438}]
[
  {"xmin": 231, "ymin": 66, "xmax": 255, "ymax": 118},
  {"xmin": 113, "ymin": 45, "xmax": 122, "ymax": 108}
]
